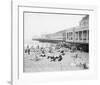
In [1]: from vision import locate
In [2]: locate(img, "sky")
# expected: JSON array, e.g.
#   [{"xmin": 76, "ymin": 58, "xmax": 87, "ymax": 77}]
[{"xmin": 24, "ymin": 12, "xmax": 86, "ymax": 42}]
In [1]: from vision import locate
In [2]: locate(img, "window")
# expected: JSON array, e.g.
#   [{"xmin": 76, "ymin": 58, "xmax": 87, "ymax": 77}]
[
  {"xmin": 67, "ymin": 33, "xmax": 69, "ymax": 39},
  {"xmin": 83, "ymin": 30, "xmax": 87, "ymax": 40},
  {"xmin": 79, "ymin": 31, "xmax": 82, "ymax": 40},
  {"xmin": 75, "ymin": 32, "xmax": 78, "ymax": 40},
  {"xmin": 70, "ymin": 32, "xmax": 73, "ymax": 40},
  {"xmin": 69, "ymin": 32, "xmax": 70, "ymax": 40},
  {"xmin": 88, "ymin": 30, "xmax": 89, "ymax": 40}
]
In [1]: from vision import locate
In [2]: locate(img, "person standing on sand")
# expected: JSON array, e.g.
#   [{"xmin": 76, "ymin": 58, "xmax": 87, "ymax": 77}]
[{"xmin": 27, "ymin": 45, "xmax": 30, "ymax": 55}]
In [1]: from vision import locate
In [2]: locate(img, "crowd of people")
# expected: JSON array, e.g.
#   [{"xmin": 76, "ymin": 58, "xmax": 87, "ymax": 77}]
[
  {"xmin": 24, "ymin": 43, "xmax": 65, "ymax": 62},
  {"xmin": 24, "ymin": 41, "xmax": 89, "ymax": 69}
]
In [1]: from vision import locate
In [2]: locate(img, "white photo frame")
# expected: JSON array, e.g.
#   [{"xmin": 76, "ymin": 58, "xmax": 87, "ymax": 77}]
[{"xmin": 11, "ymin": 0, "xmax": 97, "ymax": 85}]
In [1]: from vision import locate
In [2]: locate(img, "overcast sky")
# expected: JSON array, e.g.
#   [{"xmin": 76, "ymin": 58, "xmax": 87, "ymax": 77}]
[{"xmin": 24, "ymin": 12, "xmax": 85, "ymax": 42}]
